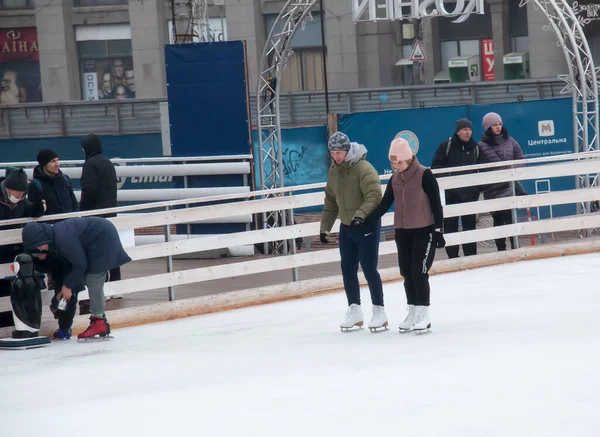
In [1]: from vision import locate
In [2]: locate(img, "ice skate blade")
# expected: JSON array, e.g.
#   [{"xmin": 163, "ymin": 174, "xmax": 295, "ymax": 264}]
[
  {"xmin": 399, "ymin": 328, "xmax": 413, "ymax": 333},
  {"xmin": 369, "ymin": 322, "xmax": 389, "ymax": 333},
  {"xmin": 77, "ymin": 335, "xmax": 113, "ymax": 342},
  {"xmin": 414, "ymin": 326, "xmax": 432, "ymax": 335},
  {"xmin": 340, "ymin": 322, "xmax": 363, "ymax": 332}
]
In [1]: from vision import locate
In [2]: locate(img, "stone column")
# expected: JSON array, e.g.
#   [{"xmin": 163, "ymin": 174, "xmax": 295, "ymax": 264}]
[
  {"xmin": 225, "ymin": 0, "xmax": 263, "ymax": 93},
  {"xmin": 486, "ymin": 0, "xmax": 510, "ymax": 81},
  {"xmin": 129, "ymin": 0, "xmax": 167, "ymax": 98},
  {"xmin": 325, "ymin": 0, "xmax": 359, "ymax": 89},
  {"xmin": 35, "ymin": 0, "xmax": 80, "ymax": 102},
  {"xmin": 526, "ymin": 0, "xmax": 567, "ymax": 78},
  {"xmin": 421, "ymin": 17, "xmax": 439, "ymax": 84}
]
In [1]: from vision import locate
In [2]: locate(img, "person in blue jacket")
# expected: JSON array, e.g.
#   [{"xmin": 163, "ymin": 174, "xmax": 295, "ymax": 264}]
[{"xmin": 21, "ymin": 216, "xmax": 131, "ymax": 340}]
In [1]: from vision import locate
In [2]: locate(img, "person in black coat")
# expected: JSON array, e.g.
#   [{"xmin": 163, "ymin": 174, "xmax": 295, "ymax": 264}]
[
  {"xmin": 80, "ymin": 134, "xmax": 118, "ymax": 212},
  {"xmin": 0, "ymin": 167, "xmax": 45, "ymax": 328},
  {"xmin": 22, "ymin": 216, "xmax": 132, "ymax": 339},
  {"xmin": 28, "ymin": 149, "xmax": 78, "ymax": 218},
  {"xmin": 431, "ymin": 118, "xmax": 481, "ymax": 258},
  {"xmin": 79, "ymin": 134, "xmax": 122, "ymax": 312}
]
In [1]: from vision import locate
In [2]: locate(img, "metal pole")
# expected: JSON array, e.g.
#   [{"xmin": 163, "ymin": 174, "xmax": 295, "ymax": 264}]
[
  {"xmin": 183, "ymin": 173, "xmax": 191, "ymax": 236},
  {"xmin": 510, "ymin": 180, "xmax": 520, "ymax": 250},
  {"xmin": 289, "ymin": 208, "xmax": 299, "ymax": 281},
  {"xmin": 319, "ymin": 0, "xmax": 329, "ymax": 116},
  {"xmin": 165, "ymin": 205, "xmax": 175, "ymax": 301}
]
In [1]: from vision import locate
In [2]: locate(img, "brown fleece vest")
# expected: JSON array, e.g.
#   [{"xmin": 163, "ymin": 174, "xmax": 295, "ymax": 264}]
[{"xmin": 392, "ymin": 159, "xmax": 434, "ymax": 229}]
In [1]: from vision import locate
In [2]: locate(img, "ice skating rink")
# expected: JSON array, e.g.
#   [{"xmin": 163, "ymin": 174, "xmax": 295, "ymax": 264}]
[{"xmin": 1, "ymin": 253, "xmax": 599, "ymax": 437}]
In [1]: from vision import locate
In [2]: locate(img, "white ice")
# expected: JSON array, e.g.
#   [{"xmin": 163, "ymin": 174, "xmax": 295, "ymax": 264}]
[{"xmin": 1, "ymin": 254, "xmax": 600, "ymax": 437}]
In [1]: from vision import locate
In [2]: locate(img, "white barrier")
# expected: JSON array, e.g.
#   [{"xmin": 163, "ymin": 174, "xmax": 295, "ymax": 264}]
[{"xmin": 0, "ymin": 151, "xmax": 599, "ymax": 314}]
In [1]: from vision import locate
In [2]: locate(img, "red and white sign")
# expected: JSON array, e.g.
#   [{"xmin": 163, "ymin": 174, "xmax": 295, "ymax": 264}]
[
  {"xmin": 481, "ymin": 39, "xmax": 495, "ymax": 81},
  {"xmin": 409, "ymin": 40, "xmax": 426, "ymax": 62},
  {"xmin": 0, "ymin": 28, "xmax": 39, "ymax": 62}
]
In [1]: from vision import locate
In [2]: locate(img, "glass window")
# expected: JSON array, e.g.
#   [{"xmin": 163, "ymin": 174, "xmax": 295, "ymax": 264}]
[
  {"xmin": 80, "ymin": 58, "xmax": 135, "ymax": 101},
  {"xmin": 78, "ymin": 39, "xmax": 132, "ymax": 59},
  {"xmin": 107, "ymin": 39, "xmax": 133, "ymax": 57},
  {"xmin": 440, "ymin": 41, "xmax": 458, "ymax": 71},
  {"xmin": 438, "ymin": 2, "xmax": 492, "ymax": 41},
  {"xmin": 74, "ymin": 0, "xmax": 127, "ymax": 6},
  {"xmin": 509, "ymin": 0, "xmax": 528, "ymax": 37},
  {"xmin": 0, "ymin": 0, "xmax": 34, "ymax": 9},
  {"xmin": 264, "ymin": 12, "xmax": 324, "ymax": 49},
  {"xmin": 511, "ymin": 36, "xmax": 529, "ymax": 53},
  {"xmin": 77, "ymin": 41, "xmax": 107, "ymax": 60},
  {"xmin": 280, "ymin": 48, "xmax": 323, "ymax": 91},
  {"xmin": 459, "ymin": 40, "xmax": 480, "ymax": 57}
]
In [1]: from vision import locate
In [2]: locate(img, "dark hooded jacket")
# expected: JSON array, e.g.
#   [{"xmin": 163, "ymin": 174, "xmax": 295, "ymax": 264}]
[
  {"xmin": 477, "ymin": 127, "xmax": 526, "ymax": 199},
  {"xmin": 80, "ymin": 134, "xmax": 118, "ymax": 215},
  {"xmin": 431, "ymin": 134, "xmax": 481, "ymax": 203},
  {"xmin": 22, "ymin": 217, "xmax": 132, "ymax": 290},
  {"xmin": 0, "ymin": 179, "xmax": 44, "ymax": 264},
  {"xmin": 28, "ymin": 166, "xmax": 78, "ymax": 217}
]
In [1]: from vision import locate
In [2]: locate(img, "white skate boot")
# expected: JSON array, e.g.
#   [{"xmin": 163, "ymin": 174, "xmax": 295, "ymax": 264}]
[
  {"xmin": 368, "ymin": 305, "xmax": 388, "ymax": 332},
  {"xmin": 398, "ymin": 305, "xmax": 416, "ymax": 333},
  {"xmin": 340, "ymin": 304, "xmax": 363, "ymax": 332},
  {"xmin": 412, "ymin": 306, "xmax": 431, "ymax": 334}
]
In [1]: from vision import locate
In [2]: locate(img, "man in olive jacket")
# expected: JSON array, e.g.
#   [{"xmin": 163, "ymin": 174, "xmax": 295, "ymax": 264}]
[{"xmin": 320, "ymin": 131, "xmax": 386, "ymax": 331}]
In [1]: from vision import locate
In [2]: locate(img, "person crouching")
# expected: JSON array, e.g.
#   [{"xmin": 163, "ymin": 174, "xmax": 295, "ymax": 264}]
[{"xmin": 22, "ymin": 217, "xmax": 131, "ymax": 340}]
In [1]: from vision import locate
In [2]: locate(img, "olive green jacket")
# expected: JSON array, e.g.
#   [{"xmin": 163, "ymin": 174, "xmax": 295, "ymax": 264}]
[{"xmin": 320, "ymin": 143, "xmax": 382, "ymax": 233}]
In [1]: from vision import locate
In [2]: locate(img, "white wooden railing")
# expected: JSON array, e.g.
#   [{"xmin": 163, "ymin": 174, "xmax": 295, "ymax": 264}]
[{"xmin": 0, "ymin": 150, "xmax": 598, "ymax": 313}]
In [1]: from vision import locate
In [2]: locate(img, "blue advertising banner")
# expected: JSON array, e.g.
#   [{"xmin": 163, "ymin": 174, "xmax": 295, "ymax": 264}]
[
  {"xmin": 164, "ymin": 41, "xmax": 252, "ymax": 157},
  {"xmin": 338, "ymin": 105, "xmax": 471, "ymax": 175},
  {"xmin": 251, "ymin": 126, "xmax": 330, "ymax": 187}
]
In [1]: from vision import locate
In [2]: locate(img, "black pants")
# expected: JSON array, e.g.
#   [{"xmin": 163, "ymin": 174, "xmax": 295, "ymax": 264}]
[
  {"xmin": 491, "ymin": 209, "xmax": 515, "ymax": 251},
  {"xmin": 338, "ymin": 219, "xmax": 384, "ymax": 307},
  {"xmin": 443, "ymin": 214, "xmax": 477, "ymax": 258},
  {"xmin": 395, "ymin": 227, "xmax": 436, "ymax": 306}
]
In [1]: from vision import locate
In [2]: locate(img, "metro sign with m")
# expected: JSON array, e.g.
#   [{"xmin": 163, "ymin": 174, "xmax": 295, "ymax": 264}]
[{"xmin": 538, "ymin": 120, "xmax": 555, "ymax": 137}]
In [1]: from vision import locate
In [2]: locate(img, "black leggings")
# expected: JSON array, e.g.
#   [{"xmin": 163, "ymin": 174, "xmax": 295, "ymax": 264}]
[{"xmin": 395, "ymin": 227, "xmax": 436, "ymax": 307}]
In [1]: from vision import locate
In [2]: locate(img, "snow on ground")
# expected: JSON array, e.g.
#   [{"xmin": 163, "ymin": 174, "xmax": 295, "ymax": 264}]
[{"xmin": 1, "ymin": 253, "xmax": 600, "ymax": 437}]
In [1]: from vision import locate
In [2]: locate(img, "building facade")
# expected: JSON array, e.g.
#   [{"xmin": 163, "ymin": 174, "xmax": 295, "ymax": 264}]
[{"xmin": 1, "ymin": 0, "xmax": 598, "ymax": 104}]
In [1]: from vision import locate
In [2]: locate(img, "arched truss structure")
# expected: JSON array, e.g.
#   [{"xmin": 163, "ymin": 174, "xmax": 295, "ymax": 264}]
[
  {"xmin": 256, "ymin": 0, "xmax": 600, "ymax": 254},
  {"xmin": 256, "ymin": 0, "xmax": 318, "ymax": 254},
  {"xmin": 522, "ymin": 0, "xmax": 599, "ymax": 216}
]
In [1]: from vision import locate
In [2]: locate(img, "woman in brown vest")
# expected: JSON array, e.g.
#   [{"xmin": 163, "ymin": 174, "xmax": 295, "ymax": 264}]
[{"xmin": 368, "ymin": 138, "xmax": 445, "ymax": 333}]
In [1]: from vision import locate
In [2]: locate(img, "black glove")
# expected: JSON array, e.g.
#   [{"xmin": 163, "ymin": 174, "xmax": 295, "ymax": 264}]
[
  {"xmin": 351, "ymin": 218, "xmax": 364, "ymax": 228},
  {"xmin": 434, "ymin": 230, "xmax": 446, "ymax": 249},
  {"xmin": 320, "ymin": 233, "xmax": 329, "ymax": 244}
]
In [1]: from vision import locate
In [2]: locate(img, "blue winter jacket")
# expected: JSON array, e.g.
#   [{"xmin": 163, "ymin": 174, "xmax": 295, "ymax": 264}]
[{"xmin": 21, "ymin": 217, "xmax": 132, "ymax": 290}]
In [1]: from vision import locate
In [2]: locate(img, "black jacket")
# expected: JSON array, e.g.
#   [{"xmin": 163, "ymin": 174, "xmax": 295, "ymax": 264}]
[
  {"xmin": 22, "ymin": 217, "xmax": 132, "ymax": 290},
  {"xmin": 431, "ymin": 134, "xmax": 481, "ymax": 204},
  {"xmin": 0, "ymin": 180, "xmax": 44, "ymax": 263},
  {"xmin": 80, "ymin": 138, "xmax": 118, "ymax": 215},
  {"xmin": 28, "ymin": 166, "xmax": 78, "ymax": 217}
]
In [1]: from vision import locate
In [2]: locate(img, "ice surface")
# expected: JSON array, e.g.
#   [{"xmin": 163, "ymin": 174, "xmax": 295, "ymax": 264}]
[{"xmin": 1, "ymin": 254, "xmax": 600, "ymax": 437}]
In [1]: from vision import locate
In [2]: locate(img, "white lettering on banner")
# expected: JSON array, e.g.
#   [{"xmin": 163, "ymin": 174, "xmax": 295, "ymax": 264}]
[
  {"xmin": 82, "ymin": 72, "xmax": 98, "ymax": 101},
  {"xmin": 353, "ymin": 0, "xmax": 485, "ymax": 22},
  {"xmin": 114, "ymin": 160, "xmax": 174, "ymax": 190},
  {"xmin": 572, "ymin": 1, "xmax": 600, "ymax": 26}
]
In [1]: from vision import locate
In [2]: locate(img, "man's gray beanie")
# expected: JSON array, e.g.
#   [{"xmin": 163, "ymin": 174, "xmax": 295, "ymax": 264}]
[{"xmin": 328, "ymin": 131, "xmax": 351, "ymax": 151}]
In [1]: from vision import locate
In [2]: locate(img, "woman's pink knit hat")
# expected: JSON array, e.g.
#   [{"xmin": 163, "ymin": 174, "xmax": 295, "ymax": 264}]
[{"xmin": 389, "ymin": 138, "xmax": 413, "ymax": 162}]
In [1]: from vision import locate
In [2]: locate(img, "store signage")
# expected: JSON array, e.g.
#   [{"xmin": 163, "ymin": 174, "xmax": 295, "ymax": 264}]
[
  {"xmin": 0, "ymin": 28, "xmax": 39, "ymax": 62},
  {"xmin": 481, "ymin": 39, "xmax": 495, "ymax": 81},
  {"xmin": 353, "ymin": 0, "xmax": 485, "ymax": 23}
]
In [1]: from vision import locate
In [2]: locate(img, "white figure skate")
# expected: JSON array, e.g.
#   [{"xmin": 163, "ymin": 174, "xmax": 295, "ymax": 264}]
[
  {"xmin": 412, "ymin": 306, "xmax": 432, "ymax": 334},
  {"xmin": 340, "ymin": 304, "xmax": 363, "ymax": 332},
  {"xmin": 368, "ymin": 305, "xmax": 388, "ymax": 333},
  {"xmin": 398, "ymin": 305, "xmax": 416, "ymax": 333}
]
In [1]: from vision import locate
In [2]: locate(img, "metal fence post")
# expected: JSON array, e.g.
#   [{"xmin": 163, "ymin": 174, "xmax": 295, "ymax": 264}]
[
  {"xmin": 165, "ymin": 205, "xmax": 175, "ymax": 301},
  {"xmin": 510, "ymin": 180, "xmax": 520, "ymax": 249},
  {"xmin": 289, "ymin": 208, "xmax": 299, "ymax": 282}
]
